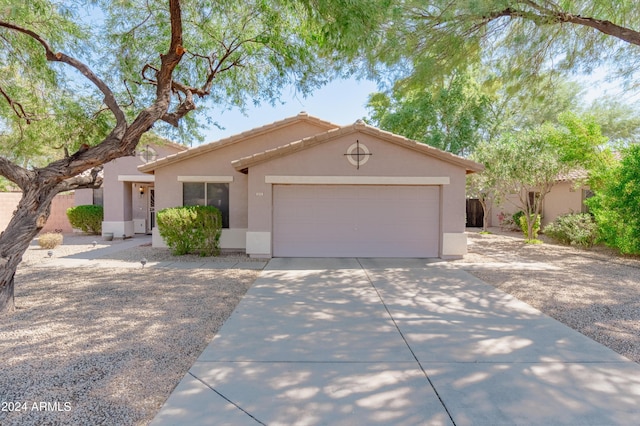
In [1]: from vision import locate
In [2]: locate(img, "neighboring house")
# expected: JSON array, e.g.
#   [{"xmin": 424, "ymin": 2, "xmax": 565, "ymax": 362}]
[
  {"xmin": 138, "ymin": 112, "xmax": 483, "ymax": 259},
  {"xmin": 485, "ymin": 169, "xmax": 592, "ymax": 228},
  {"xmin": 75, "ymin": 141, "xmax": 187, "ymax": 236}
]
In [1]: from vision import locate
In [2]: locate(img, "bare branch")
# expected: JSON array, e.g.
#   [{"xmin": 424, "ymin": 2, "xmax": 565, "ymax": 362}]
[
  {"xmin": 0, "ymin": 85, "xmax": 36, "ymax": 124},
  {"xmin": 161, "ymin": 89, "xmax": 196, "ymax": 127},
  {"xmin": 474, "ymin": 6, "xmax": 640, "ymax": 46},
  {"xmin": 57, "ymin": 166, "xmax": 104, "ymax": 191},
  {"xmin": 0, "ymin": 157, "xmax": 34, "ymax": 190}
]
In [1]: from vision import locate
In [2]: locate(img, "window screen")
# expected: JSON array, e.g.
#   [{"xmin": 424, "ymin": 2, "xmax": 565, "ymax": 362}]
[
  {"xmin": 207, "ymin": 183, "xmax": 229, "ymax": 228},
  {"xmin": 182, "ymin": 182, "xmax": 229, "ymax": 228},
  {"xmin": 183, "ymin": 182, "xmax": 205, "ymax": 206}
]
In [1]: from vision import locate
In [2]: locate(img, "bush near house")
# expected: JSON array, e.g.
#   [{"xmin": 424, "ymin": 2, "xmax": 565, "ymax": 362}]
[
  {"xmin": 543, "ymin": 213, "xmax": 598, "ymax": 248},
  {"xmin": 518, "ymin": 214, "xmax": 541, "ymax": 241},
  {"xmin": 38, "ymin": 232, "xmax": 63, "ymax": 249},
  {"xmin": 587, "ymin": 145, "xmax": 640, "ymax": 254},
  {"xmin": 66, "ymin": 205, "xmax": 103, "ymax": 234},
  {"xmin": 157, "ymin": 206, "xmax": 222, "ymax": 256}
]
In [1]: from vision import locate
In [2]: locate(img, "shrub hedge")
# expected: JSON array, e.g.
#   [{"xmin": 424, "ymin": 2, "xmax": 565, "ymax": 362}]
[
  {"xmin": 543, "ymin": 213, "xmax": 598, "ymax": 248},
  {"xmin": 157, "ymin": 205, "xmax": 222, "ymax": 256},
  {"xmin": 66, "ymin": 205, "xmax": 103, "ymax": 234}
]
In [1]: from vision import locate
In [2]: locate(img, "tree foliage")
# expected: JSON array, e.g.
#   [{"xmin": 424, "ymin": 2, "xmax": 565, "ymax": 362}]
[
  {"xmin": 587, "ymin": 145, "xmax": 640, "ymax": 254},
  {"xmin": 474, "ymin": 113, "xmax": 606, "ymax": 240},
  {"xmin": 584, "ymin": 97, "xmax": 640, "ymax": 146},
  {"xmin": 367, "ymin": 71, "xmax": 489, "ymax": 154},
  {"xmin": 372, "ymin": 1, "xmax": 640, "ymax": 87}
]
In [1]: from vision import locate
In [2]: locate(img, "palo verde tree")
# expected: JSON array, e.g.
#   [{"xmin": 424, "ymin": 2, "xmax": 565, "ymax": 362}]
[{"xmin": 0, "ymin": 0, "xmax": 390, "ymax": 313}]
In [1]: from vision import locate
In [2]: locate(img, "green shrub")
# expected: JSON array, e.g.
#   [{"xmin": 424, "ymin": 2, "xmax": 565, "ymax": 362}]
[
  {"xmin": 38, "ymin": 232, "xmax": 63, "ymax": 249},
  {"xmin": 587, "ymin": 145, "xmax": 640, "ymax": 254},
  {"xmin": 157, "ymin": 205, "xmax": 222, "ymax": 256},
  {"xmin": 66, "ymin": 205, "xmax": 103, "ymax": 234},
  {"xmin": 518, "ymin": 213, "xmax": 541, "ymax": 240},
  {"xmin": 543, "ymin": 213, "xmax": 598, "ymax": 248},
  {"xmin": 511, "ymin": 211, "xmax": 525, "ymax": 230}
]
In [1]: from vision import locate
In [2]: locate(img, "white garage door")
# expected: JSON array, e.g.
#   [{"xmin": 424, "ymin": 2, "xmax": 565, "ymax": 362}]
[{"xmin": 273, "ymin": 185, "xmax": 440, "ymax": 257}]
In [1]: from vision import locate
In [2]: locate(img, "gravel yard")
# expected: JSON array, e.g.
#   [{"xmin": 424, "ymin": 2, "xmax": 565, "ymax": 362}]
[
  {"xmin": 0, "ymin": 235, "xmax": 260, "ymax": 426},
  {"xmin": 1, "ymin": 231, "xmax": 639, "ymax": 425},
  {"xmin": 458, "ymin": 229, "xmax": 640, "ymax": 364}
]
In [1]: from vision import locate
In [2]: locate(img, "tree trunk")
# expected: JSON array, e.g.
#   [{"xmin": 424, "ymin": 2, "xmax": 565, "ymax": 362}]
[
  {"xmin": 479, "ymin": 197, "xmax": 490, "ymax": 232},
  {"xmin": 0, "ymin": 184, "xmax": 56, "ymax": 314}
]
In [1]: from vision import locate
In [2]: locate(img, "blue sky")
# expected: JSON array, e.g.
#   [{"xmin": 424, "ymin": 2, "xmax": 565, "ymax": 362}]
[
  {"xmin": 199, "ymin": 72, "xmax": 631, "ymax": 145},
  {"xmin": 201, "ymin": 78, "xmax": 379, "ymax": 143}
]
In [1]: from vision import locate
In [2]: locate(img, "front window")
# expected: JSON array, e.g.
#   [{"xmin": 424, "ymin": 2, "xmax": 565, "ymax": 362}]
[{"xmin": 183, "ymin": 182, "xmax": 229, "ymax": 228}]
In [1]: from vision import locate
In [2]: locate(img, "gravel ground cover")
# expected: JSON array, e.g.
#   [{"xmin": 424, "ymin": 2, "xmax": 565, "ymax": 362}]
[
  {"xmin": 457, "ymin": 229, "xmax": 640, "ymax": 364},
  {"xmin": 2, "ymin": 231, "xmax": 640, "ymax": 425},
  {"xmin": 0, "ymin": 235, "xmax": 260, "ymax": 426}
]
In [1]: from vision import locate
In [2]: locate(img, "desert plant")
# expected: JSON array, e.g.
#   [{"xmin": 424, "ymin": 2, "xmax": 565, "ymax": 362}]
[
  {"xmin": 544, "ymin": 213, "xmax": 598, "ymax": 248},
  {"xmin": 511, "ymin": 211, "xmax": 525, "ymax": 231},
  {"xmin": 518, "ymin": 213, "xmax": 541, "ymax": 241},
  {"xmin": 66, "ymin": 205, "xmax": 103, "ymax": 234},
  {"xmin": 38, "ymin": 233, "xmax": 63, "ymax": 249},
  {"xmin": 157, "ymin": 206, "xmax": 222, "ymax": 256}
]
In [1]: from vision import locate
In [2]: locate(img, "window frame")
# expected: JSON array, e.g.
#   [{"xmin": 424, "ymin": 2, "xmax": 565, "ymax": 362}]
[{"xmin": 182, "ymin": 182, "xmax": 230, "ymax": 229}]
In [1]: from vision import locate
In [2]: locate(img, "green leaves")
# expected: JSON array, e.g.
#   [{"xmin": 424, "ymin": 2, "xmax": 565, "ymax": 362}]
[
  {"xmin": 587, "ymin": 145, "xmax": 640, "ymax": 254},
  {"xmin": 369, "ymin": 0, "xmax": 640, "ymax": 90},
  {"xmin": 66, "ymin": 205, "xmax": 104, "ymax": 234},
  {"xmin": 367, "ymin": 71, "xmax": 490, "ymax": 154},
  {"xmin": 157, "ymin": 205, "xmax": 222, "ymax": 256}
]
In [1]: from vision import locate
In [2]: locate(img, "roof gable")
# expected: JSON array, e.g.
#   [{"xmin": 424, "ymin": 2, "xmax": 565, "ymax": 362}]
[
  {"xmin": 231, "ymin": 120, "xmax": 484, "ymax": 174},
  {"xmin": 139, "ymin": 112, "xmax": 339, "ymax": 173}
]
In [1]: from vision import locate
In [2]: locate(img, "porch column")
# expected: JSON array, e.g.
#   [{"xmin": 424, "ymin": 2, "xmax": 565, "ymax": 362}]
[{"xmin": 102, "ymin": 180, "xmax": 134, "ymax": 238}]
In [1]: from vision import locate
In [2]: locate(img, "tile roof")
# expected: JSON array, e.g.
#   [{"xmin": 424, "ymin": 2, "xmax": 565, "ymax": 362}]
[
  {"xmin": 138, "ymin": 112, "xmax": 339, "ymax": 173},
  {"xmin": 231, "ymin": 119, "xmax": 484, "ymax": 173},
  {"xmin": 556, "ymin": 169, "xmax": 589, "ymax": 182}
]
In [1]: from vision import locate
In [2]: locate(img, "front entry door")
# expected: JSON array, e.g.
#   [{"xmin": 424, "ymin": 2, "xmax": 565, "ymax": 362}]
[{"xmin": 148, "ymin": 187, "xmax": 155, "ymax": 234}]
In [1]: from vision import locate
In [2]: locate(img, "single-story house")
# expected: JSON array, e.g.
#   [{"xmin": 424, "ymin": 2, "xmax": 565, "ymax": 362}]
[
  {"xmin": 138, "ymin": 112, "xmax": 483, "ymax": 258},
  {"xmin": 484, "ymin": 169, "xmax": 592, "ymax": 228}
]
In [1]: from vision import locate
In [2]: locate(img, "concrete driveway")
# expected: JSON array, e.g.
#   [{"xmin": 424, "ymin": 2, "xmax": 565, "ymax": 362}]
[{"xmin": 152, "ymin": 258, "xmax": 640, "ymax": 425}]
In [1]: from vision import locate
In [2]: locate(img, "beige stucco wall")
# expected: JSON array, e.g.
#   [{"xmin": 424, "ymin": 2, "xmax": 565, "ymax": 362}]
[
  {"xmin": 246, "ymin": 131, "xmax": 468, "ymax": 257},
  {"xmin": 74, "ymin": 188, "xmax": 94, "ymax": 206},
  {"xmin": 488, "ymin": 181, "xmax": 589, "ymax": 227},
  {"xmin": 102, "ymin": 143, "xmax": 185, "ymax": 237},
  {"xmin": 150, "ymin": 120, "xmax": 337, "ymax": 247},
  {"xmin": 541, "ymin": 181, "xmax": 588, "ymax": 226},
  {"xmin": 0, "ymin": 192, "xmax": 74, "ymax": 235}
]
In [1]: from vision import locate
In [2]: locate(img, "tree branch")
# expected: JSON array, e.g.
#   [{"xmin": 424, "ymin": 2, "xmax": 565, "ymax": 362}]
[
  {"xmin": 57, "ymin": 166, "xmax": 104, "ymax": 191},
  {"xmin": 561, "ymin": 14, "xmax": 640, "ymax": 46},
  {"xmin": 0, "ymin": 20, "xmax": 128, "ymax": 130},
  {"xmin": 0, "ymin": 157, "xmax": 34, "ymax": 190},
  {"xmin": 478, "ymin": 6, "xmax": 640, "ymax": 47},
  {"xmin": 0, "ymin": 85, "xmax": 36, "ymax": 124},
  {"xmin": 161, "ymin": 88, "xmax": 196, "ymax": 126}
]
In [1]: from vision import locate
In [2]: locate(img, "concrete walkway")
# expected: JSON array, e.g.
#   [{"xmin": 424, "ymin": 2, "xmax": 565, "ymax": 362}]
[
  {"xmin": 151, "ymin": 258, "xmax": 640, "ymax": 425},
  {"xmin": 30, "ymin": 235, "xmax": 266, "ymax": 270}
]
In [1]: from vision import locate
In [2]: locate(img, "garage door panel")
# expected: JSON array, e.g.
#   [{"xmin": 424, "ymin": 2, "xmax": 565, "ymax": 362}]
[{"xmin": 273, "ymin": 185, "xmax": 440, "ymax": 258}]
